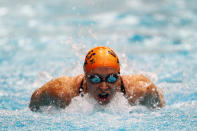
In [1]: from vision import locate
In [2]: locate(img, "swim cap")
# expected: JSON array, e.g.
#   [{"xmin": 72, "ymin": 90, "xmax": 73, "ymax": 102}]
[{"xmin": 84, "ymin": 46, "xmax": 120, "ymax": 73}]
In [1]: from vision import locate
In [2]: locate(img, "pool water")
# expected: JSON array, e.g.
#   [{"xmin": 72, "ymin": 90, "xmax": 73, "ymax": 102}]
[{"xmin": 0, "ymin": 0, "xmax": 197, "ymax": 130}]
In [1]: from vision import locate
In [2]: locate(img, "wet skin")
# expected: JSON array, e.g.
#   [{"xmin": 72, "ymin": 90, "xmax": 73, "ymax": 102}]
[{"xmin": 85, "ymin": 67, "xmax": 121, "ymax": 105}]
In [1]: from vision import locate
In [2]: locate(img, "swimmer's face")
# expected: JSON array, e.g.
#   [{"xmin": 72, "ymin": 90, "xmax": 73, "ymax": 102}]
[{"xmin": 85, "ymin": 67, "xmax": 121, "ymax": 105}]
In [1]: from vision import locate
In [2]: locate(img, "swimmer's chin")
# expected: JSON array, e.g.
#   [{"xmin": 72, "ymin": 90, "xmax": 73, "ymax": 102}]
[{"xmin": 97, "ymin": 99, "xmax": 110, "ymax": 105}]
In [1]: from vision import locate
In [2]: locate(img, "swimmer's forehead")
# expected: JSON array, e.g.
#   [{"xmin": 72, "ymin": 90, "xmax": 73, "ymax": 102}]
[{"xmin": 86, "ymin": 67, "xmax": 119, "ymax": 75}]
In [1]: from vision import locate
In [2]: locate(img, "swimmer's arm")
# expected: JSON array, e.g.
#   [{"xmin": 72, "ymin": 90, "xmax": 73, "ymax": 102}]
[
  {"xmin": 122, "ymin": 75, "xmax": 165, "ymax": 108},
  {"xmin": 29, "ymin": 75, "xmax": 84, "ymax": 112}
]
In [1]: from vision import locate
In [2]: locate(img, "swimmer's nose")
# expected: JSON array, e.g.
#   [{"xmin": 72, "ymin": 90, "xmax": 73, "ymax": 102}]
[{"xmin": 99, "ymin": 82, "xmax": 108, "ymax": 90}]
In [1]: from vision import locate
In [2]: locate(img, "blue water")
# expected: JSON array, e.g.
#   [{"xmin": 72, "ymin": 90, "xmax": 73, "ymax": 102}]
[{"xmin": 0, "ymin": 0, "xmax": 197, "ymax": 130}]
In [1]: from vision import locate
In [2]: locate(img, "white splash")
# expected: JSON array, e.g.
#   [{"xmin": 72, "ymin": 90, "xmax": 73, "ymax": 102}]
[{"xmin": 64, "ymin": 92, "xmax": 136, "ymax": 114}]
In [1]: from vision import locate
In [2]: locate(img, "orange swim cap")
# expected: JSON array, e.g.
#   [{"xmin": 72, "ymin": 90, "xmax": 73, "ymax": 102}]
[{"xmin": 84, "ymin": 46, "xmax": 120, "ymax": 73}]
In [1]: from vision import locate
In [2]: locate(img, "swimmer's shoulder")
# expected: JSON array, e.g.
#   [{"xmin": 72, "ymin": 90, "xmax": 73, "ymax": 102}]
[
  {"xmin": 120, "ymin": 74, "xmax": 153, "ymax": 95},
  {"xmin": 29, "ymin": 74, "xmax": 85, "ymax": 111},
  {"xmin": 32, "ymin": 74, "xmax": 84, "ymax": 100},
  {"xmin": 121, "ymin": 74, "xmax": 165, "ymax": 108},
  {"xmin": 121, "ymin": 74, "xmax": 151, "ymax": 88},
  {"xmin": 44, "ymin": 74, "xmax": 85, "ymax": 95}
]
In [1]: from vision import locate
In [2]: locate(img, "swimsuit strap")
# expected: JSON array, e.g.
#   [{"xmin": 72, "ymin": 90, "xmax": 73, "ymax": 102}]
[{"xmin": 120, "ymin": 77, "xmax": 126, "ymax": 95}]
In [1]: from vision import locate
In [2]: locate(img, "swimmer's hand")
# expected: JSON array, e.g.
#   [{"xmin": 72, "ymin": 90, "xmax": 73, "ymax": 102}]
[{"xmin": 29, "ymin": 75, "xmax": 83, "ymax": 112}]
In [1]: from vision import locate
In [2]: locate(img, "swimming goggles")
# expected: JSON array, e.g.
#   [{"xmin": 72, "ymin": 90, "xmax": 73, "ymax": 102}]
[{"xmin": 87, "ymin": 74, "xmax": 119, "ymax": 84}]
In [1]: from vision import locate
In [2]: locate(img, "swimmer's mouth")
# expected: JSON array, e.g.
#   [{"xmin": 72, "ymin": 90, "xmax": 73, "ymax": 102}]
[{"xmin": 98, "ymin": 92, "xmax": 109, "ymax": 102}]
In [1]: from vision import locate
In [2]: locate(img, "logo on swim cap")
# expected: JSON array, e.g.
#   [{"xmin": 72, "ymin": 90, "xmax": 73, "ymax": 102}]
[{"xmin": 83, "ymin": 46, "xmax": 120, "ymax": 73}]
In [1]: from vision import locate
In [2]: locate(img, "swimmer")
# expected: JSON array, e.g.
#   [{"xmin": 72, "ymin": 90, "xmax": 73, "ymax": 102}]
[{"xmin": 29, "ymin": 46, "xmax": 165, "ymax": 112}]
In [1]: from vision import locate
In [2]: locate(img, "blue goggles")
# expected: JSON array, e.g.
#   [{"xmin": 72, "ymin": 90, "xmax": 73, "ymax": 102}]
[{"xmin": 87, "ymin": 74, "xmax": 119, "ymax": 84}]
